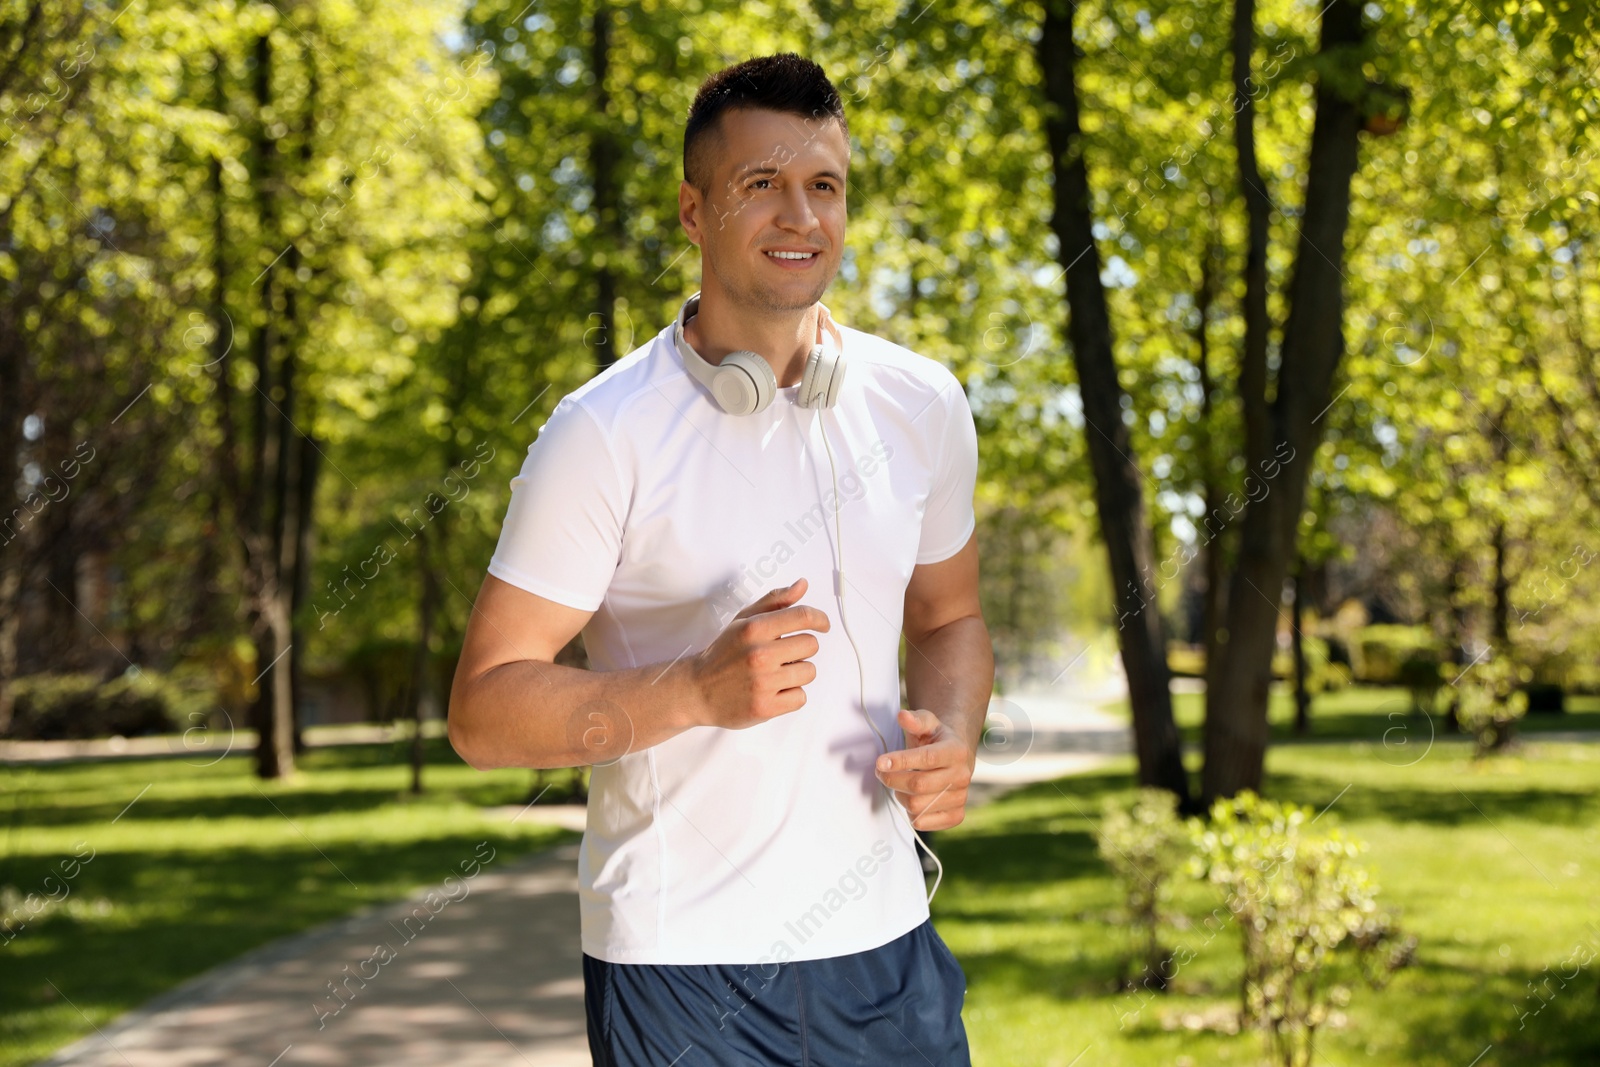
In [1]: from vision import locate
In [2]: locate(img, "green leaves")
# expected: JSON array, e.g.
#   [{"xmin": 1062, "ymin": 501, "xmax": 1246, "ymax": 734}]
[{"xmin": 1190, "ymin": 790, "xmax": 1414, "ymax": 1065}]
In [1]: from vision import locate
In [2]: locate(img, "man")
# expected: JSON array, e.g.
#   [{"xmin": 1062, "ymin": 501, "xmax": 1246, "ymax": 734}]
[{"xmin": 448, "ymin": 53, "xmax": 992, "ymax": 1066}]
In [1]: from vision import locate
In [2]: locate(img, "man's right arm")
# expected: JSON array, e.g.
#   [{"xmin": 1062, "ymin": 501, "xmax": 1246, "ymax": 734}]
[{"xmin": 447, "ymin": 574, "xmax": 829, "ymax": 771}]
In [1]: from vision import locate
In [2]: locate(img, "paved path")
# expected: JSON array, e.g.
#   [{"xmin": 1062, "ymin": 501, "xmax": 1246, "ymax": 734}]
[
  {"xmin": 36, "ymin": 836, "xmax": 595, "ymax": 1067},
  {"xmin": 31, "ymin": 690, "xmax": 1129, "ymax": 1066}
]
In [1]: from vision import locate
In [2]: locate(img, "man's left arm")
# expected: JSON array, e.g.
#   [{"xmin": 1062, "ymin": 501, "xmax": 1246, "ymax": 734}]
[{"xmin": 876, "ymin": 530, "xmax": 994, "ymax": 830}]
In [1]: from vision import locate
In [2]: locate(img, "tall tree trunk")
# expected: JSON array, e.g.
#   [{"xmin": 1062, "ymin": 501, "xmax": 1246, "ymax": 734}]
[
  {"xmin": 1005, "ymin": 510, "xmax": 1023, "ymax": 680},
  {"xmin": 288, "ymin": 60, "xmax": 320, "ymax": 756},
  {"xmin": 247, "ymin": 30, "xmax": 296, "ymax": 780},
  {"xmin": 1038, "ymin": 0, "xmax": 1190, "ymax": 805},
  {"xmin": 290, "ymin": 427, "xmax": 318, "ymax": 752},
  {"xmin": 41, "ymin": 484, "xmax": 85, "ymax": 670},
  {"xmin": 1203, "ymin": 0, "xmax": 1272, "ymax": 720},
  {"xmin": 185, "ymin": 79, "xmax": 231, "ymax": 652},
  {"xmin": 204, "ymin": 47, "xmax": 245, "ymax": 706},
  {"xmin": 1490, "ymin": 409, "xmax": 1511, "ymax": 646},
  {"xmin": 254, "ymin": 347, "xmax": 301, "ymax": 780},
  {"xmin": 1194, "ymin": 232, "xmax": 1226, "ymax": 661},
  {"xmin": 0, "ymin": 302, "xmax": 20, "ymax": 734},
  {"xmin": 1442, "ymin": 551, "xmax": 1466, "ymax": 733},
  {"xmin": 1491, "ymin": 523, "xmax": 1511, "ymax": 646},
  {"xmin": 410, "ymin": 524, "xmax": 436, "ymax": 795},
  {"xmin": 589, "ymin": 1, "xmax": 620, "ymax": 369},
  {"xmin": 909, "ymin": 218, "xmax": 928, "ymax": 323},
  {"xmin": 1201, "ymin": 0, "xmax": 1367, "ymax": 801},
  {"xmin": 1291, "ymin": 561, "xmax": 1311, "ymax": 735},
  {"xmin": 1231, "ymin": 0, "xmax": 1272, "ymax": 479}
]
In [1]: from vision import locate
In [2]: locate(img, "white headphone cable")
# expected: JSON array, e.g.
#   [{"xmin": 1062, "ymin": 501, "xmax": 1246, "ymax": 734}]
[{"xmin": 814, "ymin": 406, "xmax": 944, "ymax": 906}]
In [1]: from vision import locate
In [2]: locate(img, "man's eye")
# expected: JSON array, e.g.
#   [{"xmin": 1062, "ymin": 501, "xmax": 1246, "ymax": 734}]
[{"xmin": 748, "ymin": 178, "xmax": 772, "ymax": 190}]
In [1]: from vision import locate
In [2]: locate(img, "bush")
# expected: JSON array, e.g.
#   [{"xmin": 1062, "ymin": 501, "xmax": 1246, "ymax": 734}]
[
  {"xmin": 1457, "ymin": 651, "xmax": 1531, "ymax": 756},
  {"xmin": 1518, "ymin": 647, "xmax": 1569, "ymax": 712},
  {"xmin": 1396, "ymin": 650, "xmax": 1445, "ymax": 717},
  {"xmin": 1188, "ymin": 792, "xmax": 1416, "ymax": 1067},
  {"xmin": 1523, "ymin": 683, "xmax": 1565, "ymax": 714},
  {"xmin": 1321, "ymin": 662, "xmax": 1353, "ymax": 691},
  {"xmin": 1097, "ymin": 788, "xmax": 1190, "ymax": 991},
  {"xmin": 1288, "ymin": 634, "xmax": 1347, "ymax": 696},
  {"xmin": 1565, "ymin": 661, "xmax": 1600, "ymax": 694},
  {"xmin": 1168, "ymin": 645, "xmax": 1205, "ymax": 679},
  {"xmin": 1350, "ymin": 625, "xmax": 1440, "ymax": 684},
  {"xmin": 1170, "ymin": 636, "xmax": 1348, "ymax": 692},
  {"xmin": 4, "ymin": 669, "xmax": 211, "ymax": 741}
]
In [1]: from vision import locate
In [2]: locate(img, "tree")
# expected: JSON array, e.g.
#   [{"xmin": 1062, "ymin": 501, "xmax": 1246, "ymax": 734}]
[
  {"xmin": 202, "ymin": 0, "xmax": 493, "ymax": 778},
  {"xmin": 1036, "ymin": 0, "xmax": 1190, "ymax": 803},
  {"xmin": 1199, "ymin": 0, "xmax": 1373, "ymax": 799},
  {"xmin": 1, "ymin": 0, "xmax": 225, "ymax": 723},
  {"xmin": 2, "ymin": 0, "xmax": 493, "ymax": 772}
]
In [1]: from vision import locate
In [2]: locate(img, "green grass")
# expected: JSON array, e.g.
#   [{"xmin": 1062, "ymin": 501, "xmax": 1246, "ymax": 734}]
[
  {"xmin": 934, "ymin": 741, "xmax": 1600, "ymax": 1066},
  {"xmin": 1111, "ymin": 684, "xmax": 1600, "ymax": 744},
  {"xmin": 5, "ymin": 725, "xmax": 1598, "ymax": 1066},
  {"xmin": 0, "ymin": 739, "xmax": 579, "ymax": 1067}
]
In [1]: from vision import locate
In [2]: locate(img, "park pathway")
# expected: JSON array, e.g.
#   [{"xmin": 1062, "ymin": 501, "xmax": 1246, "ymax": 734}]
[{"xmin": 31, "ymin": 688, "xmax": 1128, "ymax": 1067}]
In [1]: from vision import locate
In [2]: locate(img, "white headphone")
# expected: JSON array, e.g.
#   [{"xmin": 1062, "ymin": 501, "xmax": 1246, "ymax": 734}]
[
  {"xmin": 673, "ymin": 291, "xmax": 848, "ymax": 415},
  {"xmin": 672, "ymin": 291, "xmax": 945, "ymax": 902}
]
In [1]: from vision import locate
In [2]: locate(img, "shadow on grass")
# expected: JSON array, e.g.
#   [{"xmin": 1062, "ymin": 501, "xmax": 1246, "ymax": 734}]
[
  {"xmin": 14, "ymin": 784, "xmax": 419, "ymax": 828},
  {"xmin": 953, "ymin": 942, "xmax": 1133, "ymax": 1004},
  {"xmin": 935, "ymin": 827, "xmax": 1102, "ymax": 888},
  {"xmin": 1261, "ymin": 770, "xmax": 1597, "ymax": 827},
  {"xmin": 1, "ymin": 739, "xmax": 562, "ymax": 829},
  {"xmin": 1379, "ymin": 955, "xmax": 1600, "ymax": 1066},
  {"xmin": 1275, "ymin": 708, "xmax": 1600, "ymax": 744}
]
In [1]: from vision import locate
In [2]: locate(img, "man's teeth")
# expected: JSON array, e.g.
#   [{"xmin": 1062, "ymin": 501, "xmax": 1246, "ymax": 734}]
[{"xmin": 767, "ymin": 251, "xmax": 815, "ymax": 259}]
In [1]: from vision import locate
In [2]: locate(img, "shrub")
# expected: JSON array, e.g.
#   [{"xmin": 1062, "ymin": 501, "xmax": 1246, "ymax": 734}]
[
  {"xmin": 1519, "ymin": 646, "xmax": 1569, "ymax": 713},
  {"xmin": 1167, "ymin": 645, "xmax": 1205, "ymax": 679},
  {"xmin": 1457, "ymin": 651, "xmax": 1531, "ymax": 756},
  {"xmin": 1349, "ymin": 625, "xmax": 1439, "ymax": 684},
  {"xmin": 1396, "ymin": 650, "xmax": 1445, "ymax": 717},
  {"xmin": 8, "ymin": 671, "xmax": 169, "ymax": 740},
  {"xmin": 1097, "ymin": 787, "xmax": 1190, "ymax": 991},
  {"xmin": 1188, "ymin": 792, "xmax": 1416, "ymax": 1067},
  {"xmin": 1170, "ymin": 637, "xmax": 1347, "ymax": 691},
  {"xmin": 1565, "ymin": 661, "xmax": 1600, "ymax": 694},
  {"xmin": 1293, "ymin": 634, "xmax": 1346, "ymax": 696}
]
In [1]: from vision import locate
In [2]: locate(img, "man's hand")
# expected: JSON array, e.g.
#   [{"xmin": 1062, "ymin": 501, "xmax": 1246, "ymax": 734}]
[
  {"xmin": 874, "ymin": 707, "xmax": 976, "ymax": 830},
  {"xmin": 690, "ymin": 578, "xmax": 831, "ymax": 731}
]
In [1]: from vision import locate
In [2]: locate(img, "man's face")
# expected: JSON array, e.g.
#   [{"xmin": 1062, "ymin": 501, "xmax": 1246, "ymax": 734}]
[{"xmin": 680, "ymin": 107, "xmax": 849, "ymax": 313}]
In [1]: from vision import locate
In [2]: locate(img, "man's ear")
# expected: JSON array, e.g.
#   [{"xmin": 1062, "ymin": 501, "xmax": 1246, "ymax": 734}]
[{"xmin": 679, "ymin": 180, "xmax": 704, "ymax": 248}]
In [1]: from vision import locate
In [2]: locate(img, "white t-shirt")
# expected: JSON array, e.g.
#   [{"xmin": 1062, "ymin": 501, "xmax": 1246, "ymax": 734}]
[{"xmin": 485, "ymin": 302, "xmax": 979, "ymax": 965}]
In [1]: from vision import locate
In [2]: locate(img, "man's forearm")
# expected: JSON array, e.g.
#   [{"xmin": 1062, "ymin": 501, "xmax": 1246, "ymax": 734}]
[
  {"xmin": 449, "ymin": 657, "xmax": 704, "ymax": 771},
  {"xmin": 903, "ymin": 616, "xmax": 994, "ymax": 755}
]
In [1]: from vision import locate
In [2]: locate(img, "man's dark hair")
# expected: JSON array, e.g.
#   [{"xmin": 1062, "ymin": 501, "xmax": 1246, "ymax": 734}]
[{"xmin": 683, "ymin": 53, "xmax": 848, "ymax": 194}]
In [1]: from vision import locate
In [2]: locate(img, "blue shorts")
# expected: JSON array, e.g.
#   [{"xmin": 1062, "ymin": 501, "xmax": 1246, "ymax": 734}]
[{"xmin": 583, "ymin": 918, "xmax": 972, "ymax": 1066}]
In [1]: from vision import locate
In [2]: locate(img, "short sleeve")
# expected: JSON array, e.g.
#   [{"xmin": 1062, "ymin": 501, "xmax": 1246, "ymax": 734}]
[
  {"xmin": 486, "ymin": 395, "xmax": 626, "ymax": 611},
  {"xmin": 915, "ymin": 377, "xmax": 978, "ymax": 565}
]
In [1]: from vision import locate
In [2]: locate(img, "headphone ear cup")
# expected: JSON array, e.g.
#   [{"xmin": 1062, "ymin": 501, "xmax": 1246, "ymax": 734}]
[
  {"xmin": 800, "ymin": 344, "xmax": 846, "ymax": 408},
  {"xmin": 799, "ymin": 346, "xmax": 822, "ymax": 408},
  {"xmin": 821, "ymin": 355, "xmax": 846, "ymax": 407},
  {"xmin": 714, "ymin": 351, "xmax": 775, "ymax": 415}
]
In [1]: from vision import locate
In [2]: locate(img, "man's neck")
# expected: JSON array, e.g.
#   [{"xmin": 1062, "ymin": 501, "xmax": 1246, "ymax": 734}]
[{"xmin": 685, "ymin": 297, "xmax": 823, "ymax": 389}]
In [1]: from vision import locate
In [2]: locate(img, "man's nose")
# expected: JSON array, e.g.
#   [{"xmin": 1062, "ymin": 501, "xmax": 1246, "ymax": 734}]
[{"xmin": 775, "ymin": 184, "xmax": 819, "ymax": 232}]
